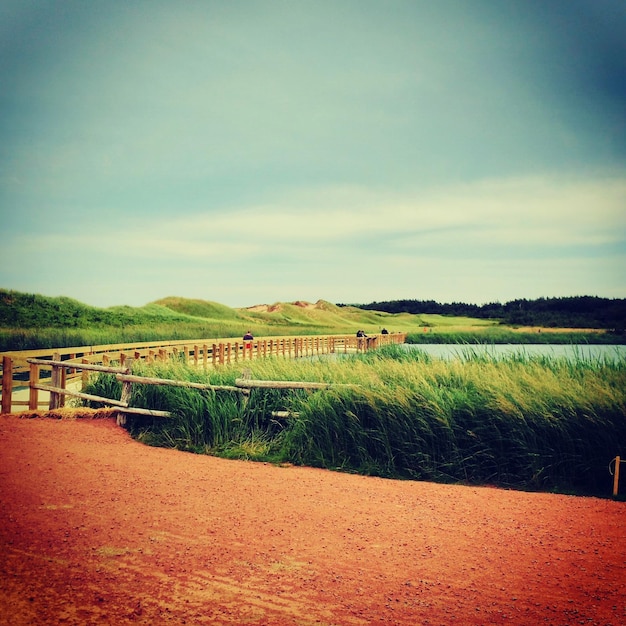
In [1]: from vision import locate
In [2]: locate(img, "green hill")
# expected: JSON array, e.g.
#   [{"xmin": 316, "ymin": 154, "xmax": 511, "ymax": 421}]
[
  {"xmin": 153, "ymin": 297, "xmax": 241, "ymax": 321},
  {"xmin": 2, "ymin": 289, "xmax": 613, "ymax": 352},
  {"xmin": 0, "ymin": 290, "xmax": 430, "ymax": 351}
]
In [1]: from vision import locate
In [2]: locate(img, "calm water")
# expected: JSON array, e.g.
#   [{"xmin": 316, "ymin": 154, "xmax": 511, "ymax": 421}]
[{"xmin": 404, "ymin": 344, "xmax": 626, "ymax": 362}]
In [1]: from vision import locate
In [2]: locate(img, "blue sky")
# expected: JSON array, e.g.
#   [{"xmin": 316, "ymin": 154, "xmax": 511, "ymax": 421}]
[{"xmin": 1, "ymin": 0, "xmax": 625, "ymax": 308}]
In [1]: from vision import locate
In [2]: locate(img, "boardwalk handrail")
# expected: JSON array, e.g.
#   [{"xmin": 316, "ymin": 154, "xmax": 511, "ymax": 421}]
[
  {"xmin": 234, "ymin": 378, "xmax": 355, "ymax": 390},
  {"xmin": 116, "ymin": 373, "xmax": 246, "ymax": 394},
  {"xmin": 22, "ymin": 363, "xmax": 350, "ymax": 424},
  {"xmin": 1, "ymin": 332, "xmax": 406, "ymax": 414}
]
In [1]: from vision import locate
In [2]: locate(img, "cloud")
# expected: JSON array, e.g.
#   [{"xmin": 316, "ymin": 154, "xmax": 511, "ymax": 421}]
[{"xmin": 10, "ymin": 173, "xmax": 625, "ymax": 261}]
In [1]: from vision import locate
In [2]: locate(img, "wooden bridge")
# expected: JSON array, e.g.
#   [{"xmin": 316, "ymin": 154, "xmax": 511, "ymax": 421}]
[{"xmin": 0, "ymin": 332, "xmax": 406, "ymax": 414}]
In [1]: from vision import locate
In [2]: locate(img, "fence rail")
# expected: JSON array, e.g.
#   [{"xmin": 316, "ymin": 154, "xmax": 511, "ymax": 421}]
[{"xmin": 0, "ymin": 332, "xmax": 406, "ymax": 414}]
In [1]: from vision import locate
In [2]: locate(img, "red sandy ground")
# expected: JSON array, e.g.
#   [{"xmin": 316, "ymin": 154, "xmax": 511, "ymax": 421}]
[{"xmin": 0, "ymin": 414, "xmax": 624, "ymax": 626}]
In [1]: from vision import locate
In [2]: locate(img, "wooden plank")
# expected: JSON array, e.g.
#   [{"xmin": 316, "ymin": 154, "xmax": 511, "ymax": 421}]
[
  {"xmin": 27, "ymin": 358, "xmax": 129, "ymax": 374},
  {"xmin": 115, "ymin": 373, "xmax": 246, "ymax": 394},
  {"xmin": 49, "ymin": 363, "xmax": 60, "ymax": 410},
  {"xmin": 1, "ymin": 356, "xmax": 13, "ymax": 414},
  {"xmin": 234, "ymin": 378, "xmax": 352, "ymax": 390},
  {"xmin": 271, "ymin": 411, "xmax": 300, "ymax": 419},
  {"xmin": 116, "ymin": 406, "xmax": 171, "ymax": 418},
  {"xmin": 32, "ymin": 384, "xmax": 129, "ymax": 407},
  {"xmin": 29, "ymin": 363, "xmax": 39, "ymax": 410},
  {"xmin": 10, "ymin": 399, "xmax": 46, "ymax": 407}
]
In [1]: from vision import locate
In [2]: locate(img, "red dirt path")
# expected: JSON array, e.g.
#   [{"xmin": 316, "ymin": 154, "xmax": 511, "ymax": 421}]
[{"xmin": 0, "ymin": 414, "xmax": 624, "ymax": 625}]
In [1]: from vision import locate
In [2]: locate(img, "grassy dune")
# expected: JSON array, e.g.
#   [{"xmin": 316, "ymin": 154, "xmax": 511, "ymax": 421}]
[
  {"xmin": 1, "ymin": 289, "xmax": 499, "ymax": 351},
  {"xmin": 1, "ymin": 289, "xmax": 618, "ymax": 351}
]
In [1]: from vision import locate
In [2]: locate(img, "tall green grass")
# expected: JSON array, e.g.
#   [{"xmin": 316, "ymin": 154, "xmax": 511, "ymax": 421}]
[
  {"xmin": 0, "ymin": 322, "xmax": 354, "ymax": 351},
  {"xmin": 405, "ymin": 329, "xmax": 622, "ymax": 344},
  {"xmin": 82, "ymin": 345, "xmax": 626, "ymax": 496}
]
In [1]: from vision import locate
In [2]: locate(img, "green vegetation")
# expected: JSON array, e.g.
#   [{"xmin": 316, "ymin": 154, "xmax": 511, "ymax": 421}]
[
  {"xmin": 406, "ymin": 329, "xmax": 621, "ymax": 345},
  {"xmin": 83, "ymin": 346, "xmax": 626, "ymax": 497},
  {"xmin": 354, "ymin": 296, "xmax": 626, "ymax": 329},
  {"xmin": 0, "ymin": 290, "xmax": 401, "ymax": 351},
  {"xmin": 2, "ymin": 288, "xmax": 620, "ymax": 352}
]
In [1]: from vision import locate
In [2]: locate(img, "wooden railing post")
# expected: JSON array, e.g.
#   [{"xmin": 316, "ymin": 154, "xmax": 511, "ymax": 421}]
[
  {"xmin": 49, "ymin": 368, "xmax": 60, "ymax": 410},
  {"xmin": 1, "ymin": 356, "xmax": 13, "ymax": 414},
  {"xmin": 614, "ymin": 456, "xmax": 621, "ymax": 497},
  {"xmin": 60, "ymin": 361, "xmax": 67, "ymax": 408},
  {"xmin": 118, "ymin": 370, "xmax": 132, "ymax": 426},
  {"xmin": 29, "ymin": 362, "xmax": 40, "ymax": 410},
  {"xmin": 82, "ymin": 358, "xmax": 89, "ymax": 387}
]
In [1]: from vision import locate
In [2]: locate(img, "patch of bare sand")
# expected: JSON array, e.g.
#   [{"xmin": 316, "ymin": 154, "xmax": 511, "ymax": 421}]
[{"xmin": 0, "ymin": 415, "xmax": 624, "ymax": 625}]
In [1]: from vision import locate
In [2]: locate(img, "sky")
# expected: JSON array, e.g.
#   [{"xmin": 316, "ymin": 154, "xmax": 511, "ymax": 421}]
[{"xmin": 1, "ymin": 0, "xmax": 625, "ymax": 309}]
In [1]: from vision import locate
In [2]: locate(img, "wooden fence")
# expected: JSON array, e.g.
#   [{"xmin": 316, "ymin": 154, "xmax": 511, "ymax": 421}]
[
  {"xmin": 0, "ymin": 332, "xmax": 406, "ymax": 414},
  {"xmin": 8, "ymin": 359, "xmax": 361, "ymax": 426}
]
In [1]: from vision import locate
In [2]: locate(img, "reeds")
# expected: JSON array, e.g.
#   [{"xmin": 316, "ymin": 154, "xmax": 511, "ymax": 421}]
[
  {"xmin": 405, "ymin": 329, "xmax": 621, "ymax": 344},
  {"xmin": 83, "ymin": 346, "xmax": 626, "ymax": 495}
]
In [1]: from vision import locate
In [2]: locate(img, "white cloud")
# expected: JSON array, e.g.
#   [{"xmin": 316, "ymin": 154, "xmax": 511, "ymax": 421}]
[
  {"xmin": 9, "ymin": 173, "xmax": 624, "ymax": 266},
  {"xmin": 153, "ymin": 174, "xmax": 626, "ymax": 254}
]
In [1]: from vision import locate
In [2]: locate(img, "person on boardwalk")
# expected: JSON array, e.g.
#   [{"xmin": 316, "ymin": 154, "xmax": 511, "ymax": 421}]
[{"xmin": 243, "ymin": 331, "xmax": 254, "ymax": 349}]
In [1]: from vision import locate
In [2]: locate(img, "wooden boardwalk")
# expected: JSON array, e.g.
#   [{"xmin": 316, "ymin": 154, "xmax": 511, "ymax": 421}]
[{"xmin": 1, "ymin": 332, "xmax": 406, "ymax": 414}]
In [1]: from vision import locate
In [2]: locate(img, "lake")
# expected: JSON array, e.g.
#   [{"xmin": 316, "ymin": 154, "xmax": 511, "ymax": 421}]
[{"xmin": 403, "ymin": 344, "xmax": 626, "ymax": 362}]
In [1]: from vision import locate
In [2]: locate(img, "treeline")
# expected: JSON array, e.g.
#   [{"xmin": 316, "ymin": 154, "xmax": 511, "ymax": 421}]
[{"xmin": 348, "ymin": 296, "xmax": 626, "ymax": 330}]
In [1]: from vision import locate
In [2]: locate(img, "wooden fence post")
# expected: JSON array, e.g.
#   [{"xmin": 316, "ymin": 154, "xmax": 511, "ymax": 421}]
[
  {"xmin": 29, "ymin": 362, "xmax": 40, "ymax": 410},
  {"xmin": 49, "ymin": 366, "xmax": 60, "ymax": 410},
  {"xmin": 82, "ymin": 358, "xmax": 89, "ymax": 387},
  {"xmin": 118, "ymin": 376, "xmax": 132, "ymax": 427},
  {"xmin": 614, "ymin": 456, "xmax": 621, "ymax": 497},
  {"xmin": 1, "ymin": 356, "xmax": 13, "ymax": 414},
  {"xmin": 60, "ymin": 362, "xmax": 67, "ymax": 408}
]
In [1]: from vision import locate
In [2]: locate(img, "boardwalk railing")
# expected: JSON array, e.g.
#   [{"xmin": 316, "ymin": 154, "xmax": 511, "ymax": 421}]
[{"xmin": 0, "ymin": 332, "xmax": 406, "ymax": 414}]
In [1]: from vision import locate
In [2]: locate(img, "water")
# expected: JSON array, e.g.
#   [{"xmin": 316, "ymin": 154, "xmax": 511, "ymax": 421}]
[{"xmin": 403, "ymin": 343, "xmax": 626, "ymax": 362}]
